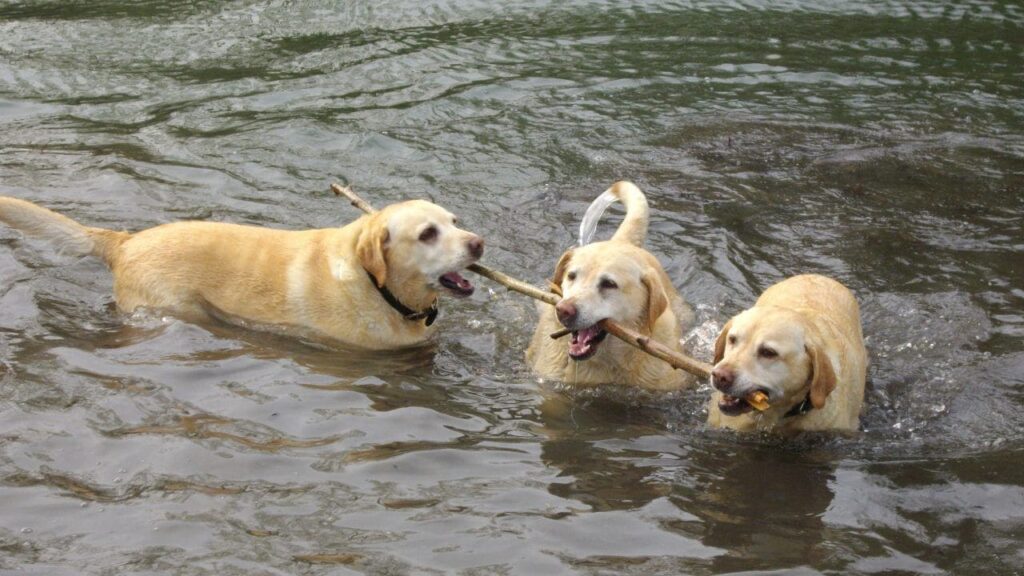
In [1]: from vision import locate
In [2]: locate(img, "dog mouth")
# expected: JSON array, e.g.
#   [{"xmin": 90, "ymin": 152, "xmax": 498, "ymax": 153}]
[
  {"xmin": 568, "ymin": 325, "xmax": 608, "ymax": 361},
  {"xmin": 438, "ymin": 271, "xmax": 474, "ymax": 298},
  {"xmin": 717, "ymin": 388, "xmax": 771, "ymax": 416}
]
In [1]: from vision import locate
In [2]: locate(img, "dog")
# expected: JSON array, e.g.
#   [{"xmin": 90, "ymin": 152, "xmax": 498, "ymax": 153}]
[
  {"xmin": 0, "ymin": 195, "xmax": 483, "ymax": 350},
  {"xmin": 707, "ymin": 274, "xmax": 867, "ymax": 433},
  {"xmin": 526, "ymin": 181, "xmax": 695, "ymax": 391}
]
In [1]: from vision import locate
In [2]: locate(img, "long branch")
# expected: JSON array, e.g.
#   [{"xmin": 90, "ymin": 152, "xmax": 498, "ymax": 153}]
[{"xmin": 329, "ymin": 182, "xmax": 712, "ymax": 379}]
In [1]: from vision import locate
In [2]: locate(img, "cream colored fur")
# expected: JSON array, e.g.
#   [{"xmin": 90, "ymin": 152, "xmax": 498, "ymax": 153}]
[
  {"xmin": 707, "ymin": 274, "xmax": 867, "ymax": 433},
  {"xmin": 526, "ymin": 181, "xmax": 695, "ymax": 391},
  {"xmin": 0, "ymin": 196, "xmax": 482, "ymax": 350}
]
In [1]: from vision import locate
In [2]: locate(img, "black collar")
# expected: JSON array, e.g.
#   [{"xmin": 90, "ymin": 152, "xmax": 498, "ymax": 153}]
[
  {"xmin": 783, "ymin": 392, "xmax": 814, "ymax": 419},
  {"xmin": 366, "ymin": 271, "xmax": 438, "ymax": 326}
]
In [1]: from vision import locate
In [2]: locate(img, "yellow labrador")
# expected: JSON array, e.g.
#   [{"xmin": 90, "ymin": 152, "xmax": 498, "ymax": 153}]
[
  {"xmin": 707, "ymin": 274, "xmax": 867, "ymax": 433},
  {"xmin": 526, "ymin": 181, "xmax": 695, "ymax": 391},
  {"xmin": 0, "ymin": 196, "xmax": 483, "ymax": 350}
]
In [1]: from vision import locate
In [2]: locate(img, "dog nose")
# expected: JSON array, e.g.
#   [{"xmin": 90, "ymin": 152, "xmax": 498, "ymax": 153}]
[
  {"xmin": 467, "ymin": 236, "xmax": 484, "ymax": 259},
  {"xmin": 712, "ymin": 366, "xmax": 735, "ymax": 392},
  {"xmin": 555, "ymin": 300, "xmax": 577, "ymax": 326}
]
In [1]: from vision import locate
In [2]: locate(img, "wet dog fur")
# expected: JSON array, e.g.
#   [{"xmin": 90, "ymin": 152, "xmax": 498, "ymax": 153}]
[
  {"xmin": 526, "ymin": 181, "xmax": 695, "ymax": 391},
  {"xmin": 0, "ymin": 196, "xmax": 483, "ymax": 350},
  {"xmin": 707, "ymin": 274, "xmax": 867, "ymax": 433}
]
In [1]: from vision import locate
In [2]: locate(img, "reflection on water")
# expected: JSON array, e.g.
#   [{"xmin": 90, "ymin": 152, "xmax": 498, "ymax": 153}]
[{"xmin": 1, "ymin": 0, "xmax": 1023, "ymax": 574}]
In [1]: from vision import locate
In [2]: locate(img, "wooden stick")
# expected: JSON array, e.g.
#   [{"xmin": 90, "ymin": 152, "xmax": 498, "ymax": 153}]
[
  {"xmin": 329, "ymin": 182, "xmax": 712, "ymax": 379},
  {"xmin": 331, "ymin": 183, "xmax": 377, "ymax": 215},
  {"xmin": 549, "ymin": 327, "xmax": 572, "ymax": 340},
  {"xmin": 600, "ymin": 320, "xmax": 713, "ymax": 379},
  {"xmin": 466, "ymin": 263, "xmax": 559, "ymax": 306}
]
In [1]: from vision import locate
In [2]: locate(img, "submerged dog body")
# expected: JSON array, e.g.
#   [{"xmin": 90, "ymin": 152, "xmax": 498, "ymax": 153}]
[
  {"xmin": 0, "ymin": 196, "xmax": 482, "ymax": 350},
  {"xmin": 526, "ymin": 181, "xmax": 694, "ymax": 391},
  {"xmin": 708, "ymin": 274, "xmax": 867, "ymax": 433}
]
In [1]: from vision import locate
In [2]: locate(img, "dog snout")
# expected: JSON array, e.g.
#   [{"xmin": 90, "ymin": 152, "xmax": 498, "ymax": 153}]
[
  {"xmin": 712, "ymin": 366, "xmax": 736, "ymax": 393},
  {"xmin": 555, "ymin": 300, "xmax": 577, "ymax": 327},
  {"xmin": 467, "ymin": 235, "xmax": 484, "ymax": 259}
]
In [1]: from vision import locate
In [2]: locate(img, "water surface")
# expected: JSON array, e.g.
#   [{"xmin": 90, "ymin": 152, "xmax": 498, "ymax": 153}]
[{"xmin": 1, "ymin": 1, "xmax": 1022, "ymax": 574}]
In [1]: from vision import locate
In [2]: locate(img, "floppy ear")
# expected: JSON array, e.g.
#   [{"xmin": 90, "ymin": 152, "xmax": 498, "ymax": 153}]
[
  {"xmin": 356, "ymin": 214, "xmax": 390, "ymax": 287},
  {"xmin": 713, "ymin": 318, "xmax": 733, "ymax": 364},
  {"xmin": 550, "ymin": 249, "xmax": 574, "ymax": 290},
  {"xmin": 640, "ymin": 270, "xmax": 669, "ymax": 332},
  {"xmin": 806, "ymin": 344, "xmax": 837, "ymax": 409}
]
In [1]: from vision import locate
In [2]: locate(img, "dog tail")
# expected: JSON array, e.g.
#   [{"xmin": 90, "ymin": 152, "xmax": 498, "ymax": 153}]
[
  {"xmin": 578, "ymin": 181, "xmax": 649, "ymax": 247},
  {"xmin": 0, "ymin": 197, "xmax": 129, "ymax": 265}
]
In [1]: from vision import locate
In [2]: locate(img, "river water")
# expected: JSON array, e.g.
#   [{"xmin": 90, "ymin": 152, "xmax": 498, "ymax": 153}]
[{"xmin": 0, "ymin": 1, "xmax": 1022, "ymax": 574}]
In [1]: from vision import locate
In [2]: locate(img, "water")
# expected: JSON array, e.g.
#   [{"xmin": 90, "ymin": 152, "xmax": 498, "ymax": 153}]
[{"xmin": 0, "ymin": 1, "xmax": 1022, "ymax": 574}]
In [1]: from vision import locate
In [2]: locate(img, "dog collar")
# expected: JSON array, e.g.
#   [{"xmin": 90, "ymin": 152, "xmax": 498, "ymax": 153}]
[
  {"xmin": 366, "ymin": 270, "xmax": 438, "ymax": 326},
  {"xmin": 783, "ymin": 392, "xmax": 814, "ymax": 419}
]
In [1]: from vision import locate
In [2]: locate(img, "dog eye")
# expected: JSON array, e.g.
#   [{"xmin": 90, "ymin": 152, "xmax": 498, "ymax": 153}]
[
  {"xmin": 419, "ymin": 226, "xmax": 439, "ymax": 242},
  {"xmin": 599, "ymin": 278, "xmax": 618, "ymax": 290},
  {"xmin": 566, "ymin": 271, "xmax": 577, "ymax": 281},
  {"xmin": 758, "ymin": 346, "xmax": 778, "ymax": 359},
  {"xmin": 728, "ymin": 335, "xmax": 737, "ymax": 345}
]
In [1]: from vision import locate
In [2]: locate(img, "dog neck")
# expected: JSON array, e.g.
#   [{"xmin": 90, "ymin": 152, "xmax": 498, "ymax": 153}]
[
  {"xmin": 366, "ymin": 270, "xmax": 438, "ymax": 326},
  {"xmin": 783, "ymin": 392, "xmax": 814, "ymax": 418}
]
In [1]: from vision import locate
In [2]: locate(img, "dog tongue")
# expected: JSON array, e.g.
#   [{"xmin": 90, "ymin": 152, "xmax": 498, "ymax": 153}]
[
  {"xmin": 439, "ymin": 272, "xmax": 474, "ymax": 297},
  {"xmin": 569, "ymin": 325, "xmax": 603, "ymax": 356}
]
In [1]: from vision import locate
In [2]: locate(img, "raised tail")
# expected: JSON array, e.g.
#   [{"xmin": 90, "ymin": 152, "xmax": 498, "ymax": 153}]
[
  {"xmin": 578, "ymin": 181, "xmax": 649, "ymax": 247},
  {"xmin": 0, "ymin": 197, "xmax": 128, "ymax": 265}
]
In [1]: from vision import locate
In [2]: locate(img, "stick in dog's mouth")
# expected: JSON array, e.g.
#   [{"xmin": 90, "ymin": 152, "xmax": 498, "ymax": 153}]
[
  {"xmin": 718, "ymin": 389, "xmax": 771, "ymax": 415},
  {"xmin": 330, "ymin": 182, "xmax": 715, "ymax": 380},
  {"xmin": 568, "ymin": 325, "xmax": 608, "ymax": 361}
]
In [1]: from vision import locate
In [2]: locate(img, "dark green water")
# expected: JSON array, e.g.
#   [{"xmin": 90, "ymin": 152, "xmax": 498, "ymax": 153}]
[{"xmin": 1, "ymin": 1, "xmax": 1022, "ymax": 574}]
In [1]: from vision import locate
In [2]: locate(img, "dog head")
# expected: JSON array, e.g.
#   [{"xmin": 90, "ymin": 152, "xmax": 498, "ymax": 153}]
[
  {"xmin": 550, "ymin": 242, "xmax": 669, "ymax": 361},
  {"xmin": 711, "ymin": 306, "xmax": 837, "ymax": 417},
  {"xmin": 356, "ymin": 200, "xmax": 483, "ymax": 298}
]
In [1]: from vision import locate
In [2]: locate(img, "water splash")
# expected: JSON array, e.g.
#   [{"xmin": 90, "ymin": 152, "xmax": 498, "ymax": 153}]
[{"xmin": 577, "ymin": 188, "xmax": 618, "ymax": 246}]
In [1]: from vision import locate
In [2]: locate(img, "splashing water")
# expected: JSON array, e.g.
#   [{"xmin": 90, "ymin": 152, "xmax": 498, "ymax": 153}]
[{"xmin": 578, "ymin": 188, "xmax": 619, "ymax": 246}]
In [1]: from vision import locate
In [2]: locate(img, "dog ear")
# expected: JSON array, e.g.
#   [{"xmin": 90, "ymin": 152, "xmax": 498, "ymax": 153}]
[
  {"xmin": 806, "ymin": 344, "xmax": 837, "ymax": 409},
  {"xmin": 713, "ymin": 318, "xmax": 733, "ymax": 365},
  {"xmin": 357, "ymin": 213, "xmax": 390, "ymax": 287},
  {"xmin": 641, "ymin": 270, "xmax": 669, "ymax": 332},
  {"xmin": 551, "ymin": 249, "xmax": 574, "ymax": 288}
]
